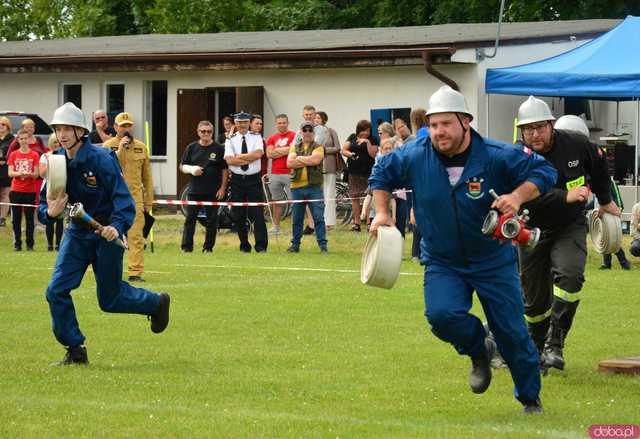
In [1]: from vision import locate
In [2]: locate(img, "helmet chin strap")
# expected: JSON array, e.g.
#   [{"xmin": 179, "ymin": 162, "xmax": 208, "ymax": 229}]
[{"xmin": 452, "ymin": 113, "xmax": 469, "ymax": 155}]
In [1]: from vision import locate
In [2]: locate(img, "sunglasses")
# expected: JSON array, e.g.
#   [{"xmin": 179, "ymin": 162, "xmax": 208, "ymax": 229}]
[
  {"xmin": 199, "ymin": 129, "xmax": 213, "ymax": 133},
  {"xmin": 302, "ymin": 128, "xmax": 314, "ymax": 133}
]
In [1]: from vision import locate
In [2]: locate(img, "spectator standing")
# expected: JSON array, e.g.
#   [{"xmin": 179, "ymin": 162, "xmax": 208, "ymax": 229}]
[
  {"xmin": 89, "ymin": 110, "xmax": 116, "ymax": 145},
  {"xmin": 393, "ymin": 118, "xmax": 415, "ymax": 146},
  {"xmin": 224, "ymin": 112, "xmax": 268, "ymax": 253},
  {"xmin": 179, "ymin": 121, "xmax": 228, "ymax": 253},
  {"xmin": 411, "ymin": 108, "xmax": 429, "ymax": 140},
  {"xmin": 266, "ymin": 114, "xmax": 296, "ymax": 235},
  {"xmin": 250, "ymin": 115, "xmax": 269, "ymax": 177},
  {"xmin": 314, "ymin": 111, "xmax": 341, "ymax": 229},
  {"xmin": 295, "ymin": 105, "xmax": 329, "ymax": 235},
  {"xmin": 0, "ymin": 116, "xmax": 14, "ymax": 226},
  {"xmin": 631, "ymin": 201, "xmax": 640, "ymax": 258},
  {"xmin": 7, "ymin": 118, "xmax": 46, "ymax": 157},
  {"xmin": 103, "ymin": 113, "xmax": 154, "ymax": 283},
  {"xmin": 7, "ymin": 129, "xmax": 39, "ymax": 251},
  {"xmin": 286, "ymin": 121, "xmax": 327, "ymax": 253},
  {"xmin": 599, "ymin": 176, "xmax": 630, "ymax": 270},
  {"xmin": 341, "ymin": 119, "xmax": 378, "ymax": 231},
  {"xmin": 217, "ymin": 116, "xmax": 235, "ymax": 145},
  {"xmin": 41, "ymin": 136, "xmax": 64, "ymax": 251}
]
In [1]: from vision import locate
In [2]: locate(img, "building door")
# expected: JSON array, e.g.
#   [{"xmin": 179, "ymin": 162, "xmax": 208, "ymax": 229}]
[
  {"xmin": 176, "ymin": 86, "xmax": 264, "ymax": 196},
  {"xmin": 236, "ymin": 86, "xmax": 263, "ymax": 117},
  {"xmin": 176, "ymin": 89, "xmax": 209, "ymax": 196}
]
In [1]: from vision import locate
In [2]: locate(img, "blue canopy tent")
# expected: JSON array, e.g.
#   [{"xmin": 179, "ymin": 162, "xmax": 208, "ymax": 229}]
[{"xmin": 485, "ymin": 15, "xmax": 640, "ymax": 201}]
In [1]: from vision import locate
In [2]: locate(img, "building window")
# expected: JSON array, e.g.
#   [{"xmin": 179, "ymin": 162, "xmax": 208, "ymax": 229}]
[
  {"xmin": 144, "ymin": 80, "xmax": 168, "ymax": 156},
  {"xmin": 106, "ymin": 83, "xmax": 125, "ymax": 117},
  {"xmin": 62, "ymin": 84, "xmax": 82, "ymax": 108}
]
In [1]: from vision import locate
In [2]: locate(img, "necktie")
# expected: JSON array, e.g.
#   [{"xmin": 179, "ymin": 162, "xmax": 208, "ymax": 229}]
[{"xmin": 241, "ymin": 135, "xmax": 248, "ymax": 171}]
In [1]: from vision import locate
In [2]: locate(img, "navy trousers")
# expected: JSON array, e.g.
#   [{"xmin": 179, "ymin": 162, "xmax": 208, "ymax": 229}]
[
  {"xmin": 46, "ymin": 231, "xmax": 161, "ymax": 347},
  {"xmin": 424, "ymin": 261, "xmax": 541, "ymax": 403}
]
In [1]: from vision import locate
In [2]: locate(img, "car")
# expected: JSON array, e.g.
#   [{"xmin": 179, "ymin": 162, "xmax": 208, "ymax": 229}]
[{"xmin": 0, "ymin": 111, "xmax": 52, "ymax": 145}]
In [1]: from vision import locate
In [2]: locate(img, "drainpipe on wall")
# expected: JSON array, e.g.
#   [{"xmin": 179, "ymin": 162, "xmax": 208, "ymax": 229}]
[{"xmin": 422, "ymin": 50, "xmax": 459, "ymax": 91}]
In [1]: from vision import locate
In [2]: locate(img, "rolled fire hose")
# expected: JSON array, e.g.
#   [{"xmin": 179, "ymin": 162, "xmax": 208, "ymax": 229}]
[
  {"xmin": 361, "ymin": 226, "xmax": 403, "ymax": 289},
  {"xmin": 45, "ymin": 154, "xmax": 67, "ymax": 199},
  {"xmin": 588, "ymin": 210, "xmax": 622, "ymax": 254}
]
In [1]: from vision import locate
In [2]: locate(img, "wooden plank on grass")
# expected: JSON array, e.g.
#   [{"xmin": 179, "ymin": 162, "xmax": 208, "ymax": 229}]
[{"xmin": 598, "ymin": 357, "xmax": 640, "ymax": 375}]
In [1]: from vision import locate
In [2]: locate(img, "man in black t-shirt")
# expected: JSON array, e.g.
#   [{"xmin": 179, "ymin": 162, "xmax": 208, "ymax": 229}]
[
  {"xmin": 180, "ymin": 120, "xmax": 228, "ymax": 253},
  {"xmin": 88, "ymin": 110, "xmax": 116, "ymax": 145}
]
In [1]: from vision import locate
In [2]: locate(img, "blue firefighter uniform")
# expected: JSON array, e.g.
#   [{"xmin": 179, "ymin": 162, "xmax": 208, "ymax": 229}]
[
  {"xmin": 369, "ymin": 130, "xmax": 557, "ymax": 404},
  {"xmin": 38, "ymin": 140, "xmax": 161, "ymax": 348}
]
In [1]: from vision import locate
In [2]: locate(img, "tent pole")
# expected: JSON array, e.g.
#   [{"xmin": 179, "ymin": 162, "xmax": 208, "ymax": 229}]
[{"xmin": 633, "ymin": 98, "xmax": 640, "ymax": 204}]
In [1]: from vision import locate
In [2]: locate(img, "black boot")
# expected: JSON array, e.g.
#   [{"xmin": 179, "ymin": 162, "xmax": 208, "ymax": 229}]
[
  {"xmin": 543, "ymin": 325, "xmax": 565, "ymax": 371},
  {"xmin": 53, "ymin": 345, "xmax": 89, "ymax": 366},
  {"xmin": 150, "ymin": 293, "xmax": 171, "ymax": 333},
  {"xmin": 522, "ymin": 398, "xmax": 543, "ymax": 414},
  {"xmin": 469, "ymin": 337, "xmax": 496, "ymax": 394}
]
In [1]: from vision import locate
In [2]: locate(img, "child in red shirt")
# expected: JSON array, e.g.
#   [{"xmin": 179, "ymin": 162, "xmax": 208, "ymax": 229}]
[{"xmin": 7, "ymin": 129, "xmax": 39, "ymax": 251}]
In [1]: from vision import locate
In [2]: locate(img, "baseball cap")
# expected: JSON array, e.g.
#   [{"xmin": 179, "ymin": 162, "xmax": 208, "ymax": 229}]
[{"xmin": 115, "ymin": 112, "xmax": 134, "ymax": 126}]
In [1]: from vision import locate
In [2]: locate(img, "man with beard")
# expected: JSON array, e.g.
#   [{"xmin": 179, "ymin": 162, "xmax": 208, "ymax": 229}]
[
  {"xmin": 515, "ymin": 96, "xmax": 619, "ymax": 373},
  {"xmin": 369, "ymin": 86, "xmax": 556, "ymax": 413}
]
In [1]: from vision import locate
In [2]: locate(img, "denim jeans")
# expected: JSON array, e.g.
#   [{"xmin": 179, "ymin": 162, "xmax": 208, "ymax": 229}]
[{"xmin": 291, "ymin": 184, "xmax": 327, "ymax": 249}]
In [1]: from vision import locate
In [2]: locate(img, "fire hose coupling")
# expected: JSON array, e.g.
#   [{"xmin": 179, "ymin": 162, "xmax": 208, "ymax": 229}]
[
  {"xmin": 69, "ymin": 202, "xmax": 128, "ymax": 249},
  {"xmin": 481, "ymin": 189, "xmax": 540, "ymax": 247}
]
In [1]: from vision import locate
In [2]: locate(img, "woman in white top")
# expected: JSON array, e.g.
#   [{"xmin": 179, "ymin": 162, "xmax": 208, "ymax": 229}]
[{"xmin": 314, "ymin": 111, "xmax": 341, "ymax": 229}]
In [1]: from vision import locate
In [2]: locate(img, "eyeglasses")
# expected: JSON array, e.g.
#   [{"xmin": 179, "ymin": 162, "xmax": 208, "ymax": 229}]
[
  {"xmin": 95, "ymin": 116, "xmax": 106, "ymax": 120},
  {"xmin": 199, "ymin": 129, "xmax": 213, "ymax": 133},
  {"xmin": 522, "ymin": 122, "xmax": 549, "ymax": 135},
  {"xmin": 302, "ymin": 128, "xmax": 314, "ymax": 133}
]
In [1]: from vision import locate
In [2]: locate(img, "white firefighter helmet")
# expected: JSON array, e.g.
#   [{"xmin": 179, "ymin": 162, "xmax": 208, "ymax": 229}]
[
  {"xmin": 426, "ymin": 85, "xmax": 473, "ymax": 121},
  {"xmin": 516, "ymin": 96, "xmax": 555, "ymax": 127},
  {"xmin": 50, "ymin": 102, "xmax": 90, "ymax": 132},
  {"xmin": 554, "ymin": 114, "xmax": 590, "ymax": 138}
]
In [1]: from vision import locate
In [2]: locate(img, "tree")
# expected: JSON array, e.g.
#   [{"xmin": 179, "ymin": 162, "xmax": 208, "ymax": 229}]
[{"xmin": 1, "ymin": 0, "xmax": 640, "ymax": 41}]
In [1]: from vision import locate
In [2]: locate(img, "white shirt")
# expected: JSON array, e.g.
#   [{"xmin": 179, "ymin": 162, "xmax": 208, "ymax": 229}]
[{"xmin": 224, "ymin": 131, "xmax": 264, "ymax": 175}]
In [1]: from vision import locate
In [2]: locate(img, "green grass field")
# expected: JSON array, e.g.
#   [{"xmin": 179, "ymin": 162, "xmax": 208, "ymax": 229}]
[{"xmin": 1, "ymin": 215, "xmax": 639, "ymax": 438}]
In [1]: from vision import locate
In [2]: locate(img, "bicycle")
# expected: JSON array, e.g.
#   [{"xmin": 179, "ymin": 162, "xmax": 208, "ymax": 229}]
[
  {"xmin": 179, "ymin": 183, "xmax": 234, "ymax": 230},
  {"xmin": 335, "ymin": 178, "xmax": 353, "ymax": 226}
]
